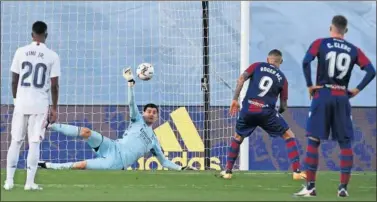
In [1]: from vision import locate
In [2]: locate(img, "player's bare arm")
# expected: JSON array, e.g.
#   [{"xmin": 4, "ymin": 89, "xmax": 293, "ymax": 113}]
[
  {"xmin": 230, "ymin": 64, "xmax": 255, "ymax": 117},
  {"xmin": 50, "ymin": 77, "xmax": 59, "ymax": 123},
  {"xmin": 229, "ymin": 72, "xmax": 249, "ymax": 116},
  {"xmin": 233, "ymin": 72, "xmax": 250, "ymax": 101},
  {"xmin": 11, "ymin": 72, "xmax": 19, "ymax": 104}
]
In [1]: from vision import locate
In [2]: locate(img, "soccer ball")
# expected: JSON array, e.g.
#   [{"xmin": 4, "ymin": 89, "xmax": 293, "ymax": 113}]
[{"xmin": 136, "ymin": 63, "xmax": 154, "ymax": 80}]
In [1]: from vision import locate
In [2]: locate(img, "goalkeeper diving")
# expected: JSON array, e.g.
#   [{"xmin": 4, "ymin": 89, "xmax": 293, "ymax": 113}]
[{"xmin": 39, "ymin": 68, "xmax": 195, "ymax": 171}]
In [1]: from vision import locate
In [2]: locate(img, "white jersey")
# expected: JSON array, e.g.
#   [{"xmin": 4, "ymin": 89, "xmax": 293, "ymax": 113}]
[{"xmin": 10, "ymin": 42, "xmax": 60, "ymax": 114}]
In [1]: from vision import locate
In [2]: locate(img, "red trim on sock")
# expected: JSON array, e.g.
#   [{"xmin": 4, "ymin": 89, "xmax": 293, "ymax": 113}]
[
  {"xmin": 288, "ymin": 150, "xmax": 299, "ymax": 159},
  {"xmin": 340, "ymin": 160, "xmax": 353, "ymax": 167},
  {"xmin": 305, "ymin": 157, "xmax": 318, "ymax": 165},
  {"xmin": 285, "ymin": 139, "xmax": 296, "ymax": 148},
  {"xmin": 292, "ymin": 161, "xmax": 300, "ymax": 171},
  {"xmin": 306, "ymin": 170, "xmax": 316, "ymax": 182},
  {"xmin": 340, "ymin": 148, "xmax": 353, "ymax": 156},
  {"xmin": 340, "ymin": 173, "xmax": 351, "ymax": 184},
  {"xmin": 228, "ymin": 152, "xmax": 238, "ymax": 158}
]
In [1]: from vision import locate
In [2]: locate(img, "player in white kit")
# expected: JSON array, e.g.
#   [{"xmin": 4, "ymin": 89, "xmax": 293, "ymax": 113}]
[{"xmin": 4, "ymin": 21, "xmax": 61, "ymax": 191}]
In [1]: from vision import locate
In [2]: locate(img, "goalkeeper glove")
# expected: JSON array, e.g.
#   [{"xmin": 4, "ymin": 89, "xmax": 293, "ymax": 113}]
[
  {"xmin": 123, "ymin": 67, "xmax": 135, "ymax": 85},
  {"xmin": 181, "ymin": 166, "xmax": 197, "ymax": 171}
]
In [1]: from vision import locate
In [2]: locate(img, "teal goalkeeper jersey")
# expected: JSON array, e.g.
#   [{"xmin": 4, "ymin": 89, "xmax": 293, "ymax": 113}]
[{"xmin": 116, "ymin": 85, "xmax": 181, "ymax": 170}]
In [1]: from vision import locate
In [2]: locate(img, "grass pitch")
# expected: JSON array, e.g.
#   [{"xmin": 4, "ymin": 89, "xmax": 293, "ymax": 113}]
[{"xmin": 1, "ymin": 170, "xmax": 376, "ymax": 201}]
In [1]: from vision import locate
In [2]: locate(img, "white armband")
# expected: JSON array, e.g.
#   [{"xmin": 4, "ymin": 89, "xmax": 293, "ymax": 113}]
[{"xmin": 13, "ymin": 98, "xmax": 16, "ymax": 105}]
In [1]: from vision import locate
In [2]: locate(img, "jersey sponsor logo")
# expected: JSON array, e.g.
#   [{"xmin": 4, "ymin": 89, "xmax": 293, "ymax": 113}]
[
  {"xmin": 248, "ymin": 99, "xmax": 268, "ymax": 112},
  {"xmin": 128, "ymin": 107, "xmax": 221, "ymax": 170}
]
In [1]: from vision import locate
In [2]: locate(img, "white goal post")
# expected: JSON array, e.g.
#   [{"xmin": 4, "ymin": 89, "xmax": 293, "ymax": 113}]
[{"xmin": 239, "ymin": 1, "xmax": 250, "ymax": 171}]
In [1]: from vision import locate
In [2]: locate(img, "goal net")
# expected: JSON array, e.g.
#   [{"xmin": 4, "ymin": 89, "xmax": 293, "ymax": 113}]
[{"xmin": 1, "ymin": 1, "xmax": 240, "ymax": 170}]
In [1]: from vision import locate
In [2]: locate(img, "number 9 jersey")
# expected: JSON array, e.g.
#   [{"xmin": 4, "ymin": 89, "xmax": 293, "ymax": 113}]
[
  {"xmin": 10, "ymin": 42, "xmax": 61, "ymax": 114},
  {"xmin": 241, "ymin": 62, "xmax": 288, "ymax": 114}
]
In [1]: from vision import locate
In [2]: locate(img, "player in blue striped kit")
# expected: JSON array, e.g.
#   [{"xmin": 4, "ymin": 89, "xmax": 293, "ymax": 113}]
[
  {"xmin": 39, "ymin": 68, "xmax": 194, "ymax": 171},
  {"xmin": 294, "ymin": 15, "xmax": 376, "ymax": 198}
]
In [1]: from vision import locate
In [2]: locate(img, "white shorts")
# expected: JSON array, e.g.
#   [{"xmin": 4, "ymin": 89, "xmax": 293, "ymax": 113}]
[{"xmin": 11, "ymin": 111, "xmax": 49, "ymax": 142}]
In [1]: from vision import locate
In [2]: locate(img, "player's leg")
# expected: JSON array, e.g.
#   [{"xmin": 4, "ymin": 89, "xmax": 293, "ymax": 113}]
[
  {"xmin": 294, "ymin": 94, "xmax": 331, "ymax": 197},
  {"xmin": 333, "ymin": 97, "xmax": 354, "ymax": 197},
  {"xmin": 41, "ymin": 158, "xmax": 123, "ymax": 170},
  {"xmin": 24, "ymin": 113, "xmax": 48, "ymax": 190},
  {"xmin": 281, "ymin": 129, "xmax": 306, "ymax": 180},
  {"xmin": 40, "ymin": 159, "xmax": 99, "ymax": 170},
  {"xmin": 49, "ymin": 123, "xmax": 104, "ymax": 152},
  {"xmin": 300, "ymin": 136, "xmax": 321, "ymax": 194},
  {"xmin": 40, "ymin": 148, "xmax": 123, "ymax": 170},
  {"xmin": 4, "ymin": 111, "xmax": 28, "ymax": 190},
  {"xmin": 39, "ymin": 134, "xmax": 120, "ymax": 170},
  {"xmin": 261, "ymin": 111, "xmax": 303, "ymax": 178},
  {"xmin": 221, "ymin": 115, "xmax": 256, "ymax": 179}
]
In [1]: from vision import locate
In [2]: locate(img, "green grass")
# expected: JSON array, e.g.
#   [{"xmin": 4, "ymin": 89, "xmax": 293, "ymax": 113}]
[{"xmin": 1, "ymin": 170, "xmax": 376, "ymax": 201}]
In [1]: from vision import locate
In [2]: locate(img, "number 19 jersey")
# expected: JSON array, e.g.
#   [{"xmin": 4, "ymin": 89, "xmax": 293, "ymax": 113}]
[
  {"xmin": 10, "ymin": 42, "xmax": 61, "ymax": 114},
  {"xmin": 241, "ymin": 62, "xmax": 288, "ymax": 114},
  {"xmin": 304, "ymin": 37, "xmax": 370, "ymax": 88}
]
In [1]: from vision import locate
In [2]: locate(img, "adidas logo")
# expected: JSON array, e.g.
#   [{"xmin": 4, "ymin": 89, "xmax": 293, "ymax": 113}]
[{"xmin": 127, "ymin": 107, "xmax": 221, "ymax": 170}]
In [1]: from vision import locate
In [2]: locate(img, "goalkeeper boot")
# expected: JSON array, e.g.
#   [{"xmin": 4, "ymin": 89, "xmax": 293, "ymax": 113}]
[
  {"xmin": 24, "ymin": 183, "xmax": 43, "ymax": 191},
  {"xmin": 220, "ymin": 170, "xmax": 232, "ymax": 179},
  {"xmin": 38, "ymin": 161, "xmax": 47, "ymax": 169},
  {"xmin": 293, "ymin": 170, "xmax": 306, "ymax": 180},
  {"xmin": 293, "ymin": 185, "xmax": 316, "ymax": 197},
  {"xmin": 3, "ymin": 180, "xmax": 14, "ymax": 191}
]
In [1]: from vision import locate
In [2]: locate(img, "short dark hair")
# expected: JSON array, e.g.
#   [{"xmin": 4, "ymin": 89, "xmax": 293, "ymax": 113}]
[
  {"xmin": 268, "ymin": 49, "xmax": 282, "ymax": 57},
  {"xmin": 32, "ymin": 21, "xmax": 48, "ymax": 35},
  {"xmin": 143, "ymin": 103, "xmax": 159, "ymax": 113},
  {"xmin": 332, "ymin": 15, "xmax": 348, "ymax": 33}
]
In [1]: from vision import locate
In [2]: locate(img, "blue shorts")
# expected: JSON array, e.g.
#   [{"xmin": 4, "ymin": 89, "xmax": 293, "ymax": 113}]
[
  {"xmin": 236, "ymin": 109, "xmax": 289, "ymax": 138},
  {"xmin": 306, "ymin": 88, "xmax": 353, "ymax": 142},
  {"xmin": 85, "ymin": 131, "xmax": 124, "ymax": 170}
]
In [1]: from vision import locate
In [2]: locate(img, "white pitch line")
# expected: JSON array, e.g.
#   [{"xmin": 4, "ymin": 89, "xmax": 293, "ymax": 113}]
[
  {"xmin": 139, "ymin": 171, "xmax": 377, "ymax": 176},
  {"xmin": 8, "ymin": 183, "xmax": 376, "ymax": 190}
]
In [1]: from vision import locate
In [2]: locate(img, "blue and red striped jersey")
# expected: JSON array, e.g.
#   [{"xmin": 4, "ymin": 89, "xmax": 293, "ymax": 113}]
[
  {"xmin": 303, "ymin": 37, "xmax": 372, "ymax": 88},
  {"xmin": 241, "ymin": 62, "xmax": 288, "ymax": 111}
]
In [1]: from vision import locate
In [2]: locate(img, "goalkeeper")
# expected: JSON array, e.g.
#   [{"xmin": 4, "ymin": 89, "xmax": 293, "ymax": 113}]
[{"xmin": 39, "ymin": 68, "xmax": 194, "ymax": 171}]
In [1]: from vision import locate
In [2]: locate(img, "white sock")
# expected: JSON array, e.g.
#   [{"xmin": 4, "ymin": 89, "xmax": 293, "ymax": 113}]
[
  {"xmin": 26, "ymin": 142, "xmax": 40, "ymax": 185},
  {"xmin": 6, "ymin": 140, "xmax": 23, "ymax": 183},
  {"xmin": 46, "ymin": 162, "xmax": 74, "ymax": 170}
]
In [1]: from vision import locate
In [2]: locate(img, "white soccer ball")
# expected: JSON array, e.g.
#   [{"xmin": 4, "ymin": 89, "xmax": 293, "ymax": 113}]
[{"xmin": 136, "ymin": 63, "xmax": 154, "ymax": 81}]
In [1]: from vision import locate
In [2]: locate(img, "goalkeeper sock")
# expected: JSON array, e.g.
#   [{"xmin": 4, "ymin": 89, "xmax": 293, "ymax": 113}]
[
  {"xmin": 47, "ymin": 162, "xmax": 74, "ymax": 170},
  {"xmin": 284, "ymin": 137, "xmax": 301, "ymax": 172},
  {"xmin": 6, "ymin": 140, "xmax": 23, "ymax": 183},
  {"xmin": 225, "ymin": 137, "xmax": 242, "ymax": 171},
  {"xmin": 26, "ymin": 142, "xmax": 40, "ymax": 185},
  {"xmin": 50, "ymin": 123, "xmax": 80, "ymax": 137},
  {"xmin": 305, "ymin": 138, "xmax": 320, "ymax": 190},
  {"xmin": 339, "ymin": 141, "xmax": 353, "ymax": 190}
]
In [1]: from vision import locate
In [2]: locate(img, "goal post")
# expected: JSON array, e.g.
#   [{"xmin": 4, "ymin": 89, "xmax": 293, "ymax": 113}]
[
  {"xmin": 239, "ymin": 1, "xmax": 250, "ymax": 171},
  {"xmin": 0, "ymin": 1, "xmax": 241, "ymax": 171},
  {"xmin": 201, "ymin": 1, "xmax": 211, "ymax": 170}
]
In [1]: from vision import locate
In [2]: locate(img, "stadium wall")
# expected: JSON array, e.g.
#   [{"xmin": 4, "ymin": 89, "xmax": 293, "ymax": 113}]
[{"xmin": 1, "ymin": 106, "xmax": 375, "ymax": 171}]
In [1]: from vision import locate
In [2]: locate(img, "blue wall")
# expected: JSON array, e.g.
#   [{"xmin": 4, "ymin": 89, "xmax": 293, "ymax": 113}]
[
  {"xmin": 1, "ymin": 106, "xmax": 375, "ymax": 170},
  {"xmin": 1, "ymin": 1, "xmax": 376, "ymax": 106}
]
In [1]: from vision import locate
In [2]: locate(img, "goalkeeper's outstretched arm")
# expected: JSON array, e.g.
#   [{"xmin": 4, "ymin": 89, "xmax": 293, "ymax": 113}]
[
  {"xmin": 123, "ymin": 68, "xmax": 141, "ymax": 122},
  {"xmin": 151, "ymin": 144, "xmax": 182, "ymax": 170},
  {"xmin": 151, "ymin": 143, "xmax": 196, "ymax": 171}
]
